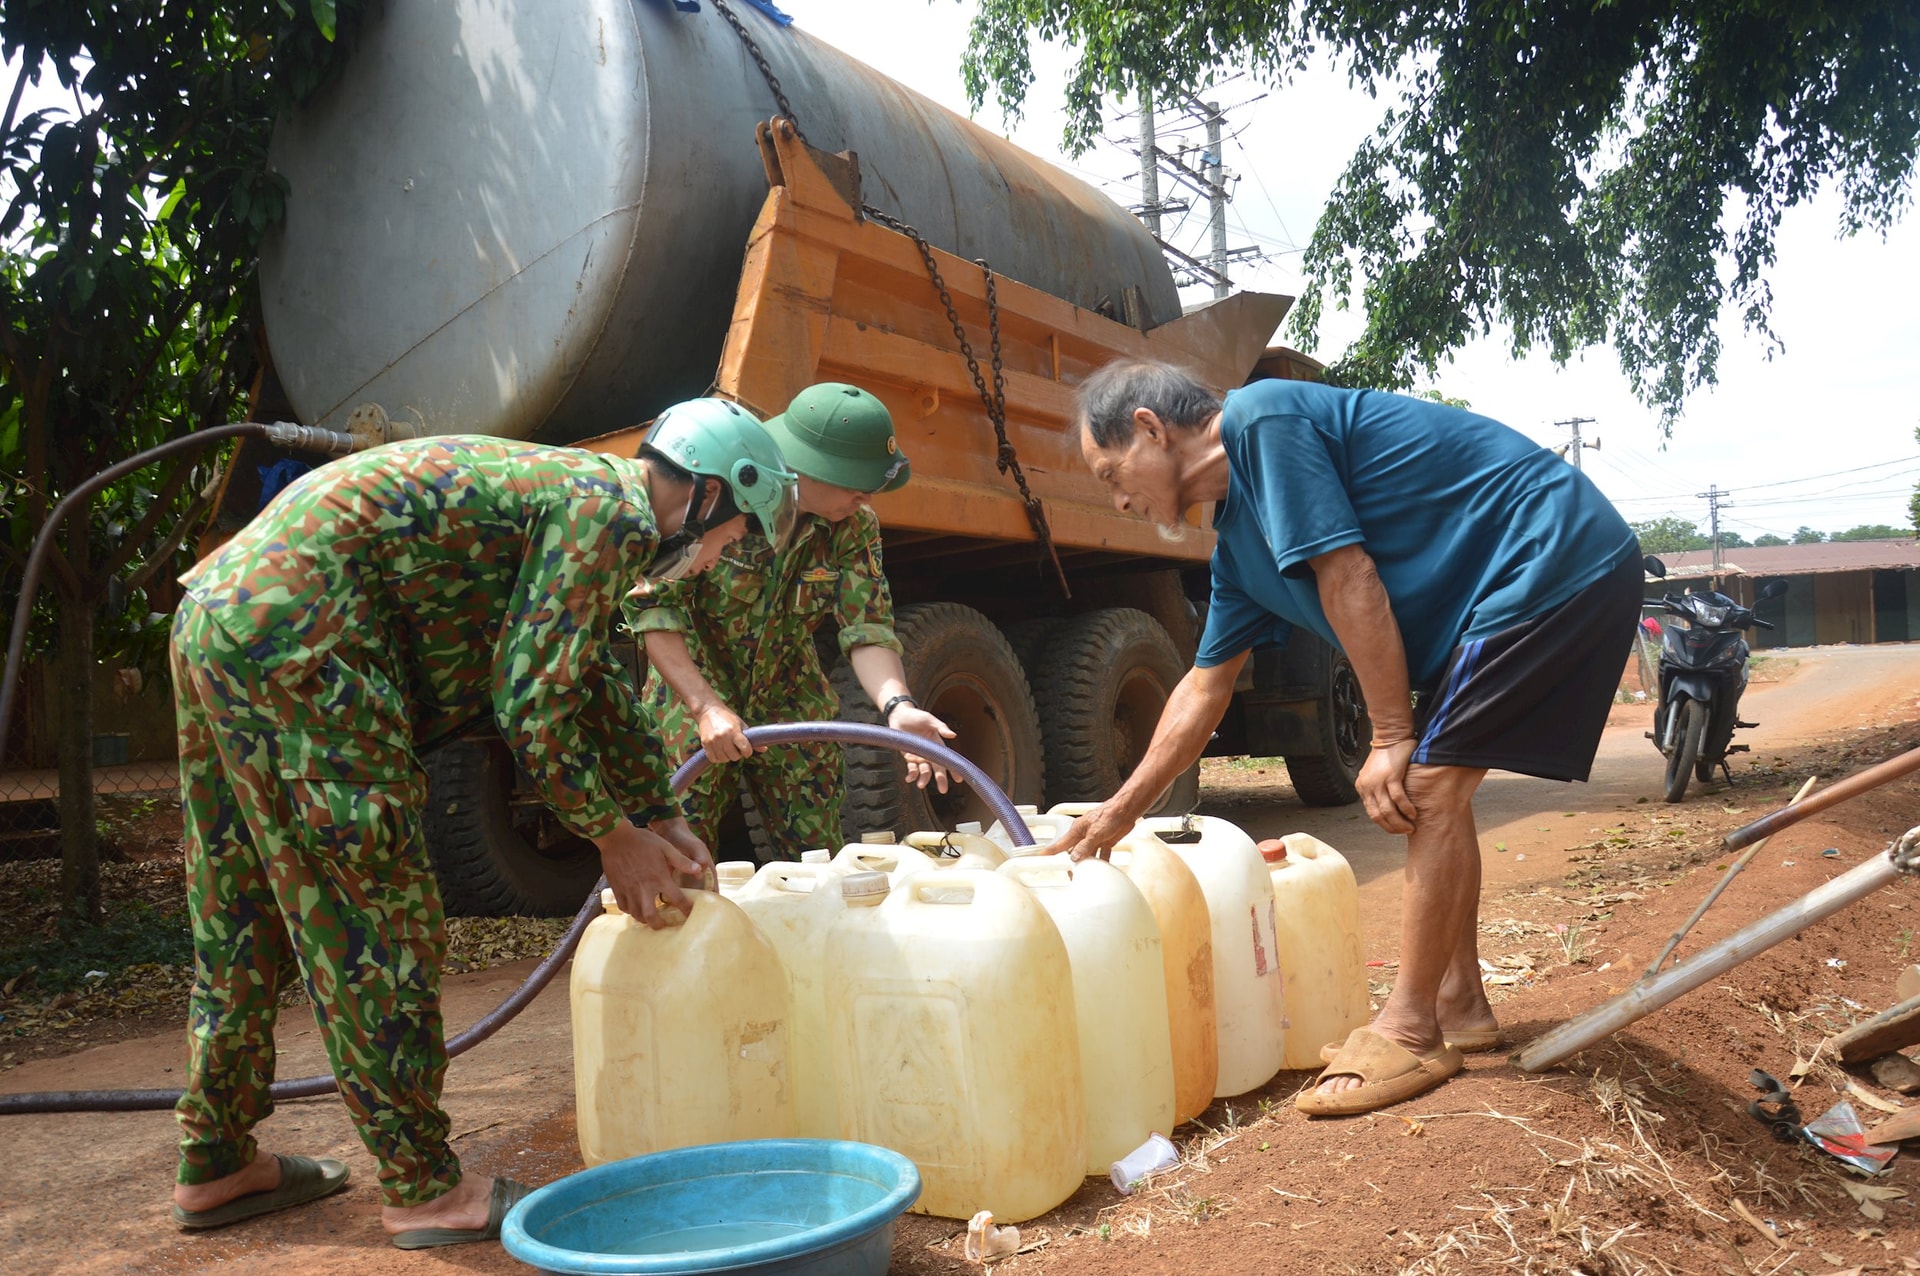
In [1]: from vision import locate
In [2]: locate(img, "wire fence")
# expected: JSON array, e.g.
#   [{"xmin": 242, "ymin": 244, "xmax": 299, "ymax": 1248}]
[{"xmin": 0, "ymin": 760, "xmax": 181, "ymax": 860}]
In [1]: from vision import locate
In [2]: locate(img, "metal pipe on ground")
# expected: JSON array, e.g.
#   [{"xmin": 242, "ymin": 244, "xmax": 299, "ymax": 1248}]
[
  {"xmin": 1515, "ymin": 841, "xmax": 1907, "ymax": 1073},
  {"xmin": 0, "ymin": 722, "xmax": 1035, "ymax": 1115}
]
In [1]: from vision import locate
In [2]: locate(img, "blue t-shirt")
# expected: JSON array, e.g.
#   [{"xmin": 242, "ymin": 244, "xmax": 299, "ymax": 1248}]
[{"xmin": 1195, "ymin": 381, "xmax": 1635, "ymax": 690}]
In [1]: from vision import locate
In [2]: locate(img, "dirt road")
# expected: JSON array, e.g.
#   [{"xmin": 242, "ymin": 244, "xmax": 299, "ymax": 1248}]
[{"xmin": 5, "ymin": 645, "xmax": 1920, "ymax": 1274}]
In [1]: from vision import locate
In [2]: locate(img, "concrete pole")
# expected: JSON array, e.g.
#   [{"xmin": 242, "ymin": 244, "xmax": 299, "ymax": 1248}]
[
  {"xmin": 1139, "ymin": 89, "xmax": 1161, "ymax": 240},
  {"xmin": 1205, "ymin": 102, "xmax": 1228, "ymax": 299}
]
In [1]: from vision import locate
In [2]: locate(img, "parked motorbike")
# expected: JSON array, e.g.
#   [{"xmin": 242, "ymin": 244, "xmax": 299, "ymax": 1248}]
[{"xmin": 1640, "ymin": 556, "xmax": 1789, "ymax": 802}]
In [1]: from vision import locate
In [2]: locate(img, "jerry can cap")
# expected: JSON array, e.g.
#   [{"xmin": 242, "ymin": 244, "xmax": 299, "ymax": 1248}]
[
  {"xmin": 1259, "ymin": 840, "xmax": 1288, "ymax": 863},
  {"xmin": 800, "ymin": 848, "xmax": 831, "ymax": 863},
  {"xmin": 840, "ymin": 870, "xmax": 891, "ymax": 899},
  {"xmin": 859, "ymin": 831, "xmax": 896, "ymax": 845}
]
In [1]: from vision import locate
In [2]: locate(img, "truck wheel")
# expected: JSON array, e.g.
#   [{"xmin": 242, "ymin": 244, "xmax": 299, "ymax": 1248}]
[
  {"xmin": 833, "ymin": 602, "xmax": 1045, "ymax": 838},
  {"xmin": 422, "ymin": 736, "xmax": 606, "ymax": 917},
  {"xmin": 1031, "ymin": 607, "xmax": 1199, "ymax": 814},
  {"xmin": 1001, "ymin": 617, "xmax": 1067, "ymax": 681},
  {"xmin": 1284, "ymin": 649, "xmax": 1370, "ymax": 807}
]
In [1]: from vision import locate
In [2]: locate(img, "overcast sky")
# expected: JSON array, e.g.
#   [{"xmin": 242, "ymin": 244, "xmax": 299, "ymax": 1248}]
[{"xmin": 779, "ymin": 0, "xmax": 1920, "ymax": 543}]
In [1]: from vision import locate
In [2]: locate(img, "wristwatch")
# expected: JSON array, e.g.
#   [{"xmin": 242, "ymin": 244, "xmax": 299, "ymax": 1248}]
[{"xmin": 880, "ymin": 694, "xmax": 917, "ymax": 721}]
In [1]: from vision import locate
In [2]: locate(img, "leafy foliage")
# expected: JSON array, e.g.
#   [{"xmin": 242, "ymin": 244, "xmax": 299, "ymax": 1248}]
[
  {"xmin": 963, "ymin": 1, "xmax": 1920, "ymax": 423},
  {"xmin": 1791, "ymin": 525, "xmax": 1826, "ymax": 544},
  {"xmin": 1752, "ymin": 533, "xmax": 1788, "ymax": 547},
  {"xmin": 1629, "ymin": 516, "xmax": 1709, "ymax": 554},
  {"xmin": 1, "ymin": 1, "xmax": 366, "ymax": 918},
  {"xmin": 1830, "ymin": 523, "xmax": 1913, "ymax": 542}
]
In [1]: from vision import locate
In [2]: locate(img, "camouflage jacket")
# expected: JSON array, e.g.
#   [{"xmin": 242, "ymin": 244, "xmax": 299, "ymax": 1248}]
[
  {"xmin": 628, "ymin": 507, "xmax": 900, "ymax": 717},
  {"xmin": 180, "ymin": 436, "xmax": 679, "ymax": 835}
]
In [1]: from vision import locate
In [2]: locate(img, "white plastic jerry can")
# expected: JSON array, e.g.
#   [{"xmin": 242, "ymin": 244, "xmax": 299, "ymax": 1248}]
[
  {"xmin": 734, "ymin": 861, "xmax": 858, "ymax": 1140},
  {"xmin": 1110, "ymin": 828, "xmax": 1220, "ymax": 1124},
  {"xmin": 999, "ymin": 854, "xmax": 1177, "ymax": 1173},
  {"xmin": 570, "ymin": 889, "xmax": 796, "ymax": 1165},
  {"xmin": 825, "ymin": 869, "xmax": 1085, "ymax": 1223},
  {"xmin": 1143, "ymin": 815, "xmax": 1285, "ymax": 1096},
  {"xmin": 904, "ymin": 828, "xmax": 1009, "ymax": 871},
  {"xmin": 1265, "ymin": 834, "xmax": 1370, "ymax": 1070},
  {"xmin": 830, "ymin": 839, "xmax": 941, "ymax": 885},
  {"xmin": 984, "ymin": 806, "xmax": 1076, "ymax": 855}
]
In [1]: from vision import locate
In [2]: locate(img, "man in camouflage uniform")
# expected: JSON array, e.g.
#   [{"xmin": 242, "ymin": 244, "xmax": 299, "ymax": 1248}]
[
  {"xmin": 634, "ymin": 383, "xmax": 955, "ymax": 860},
  {"xmin": 166, "ymin": 402, "xmax": 797, "ymax": 1248}
]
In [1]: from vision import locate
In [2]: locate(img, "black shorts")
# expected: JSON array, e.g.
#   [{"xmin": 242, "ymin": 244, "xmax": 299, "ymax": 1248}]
[{"xmin": 1411, "ymin": 546, "xmax": 1643, "ymax": 782}]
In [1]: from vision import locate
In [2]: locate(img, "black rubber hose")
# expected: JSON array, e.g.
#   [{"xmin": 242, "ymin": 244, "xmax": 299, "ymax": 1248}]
[
  {"xmin": 0, "ymin": 420, "xmax": 358, "ymax": 756},
  {"xmin": 0, "ymin": 722, "xmax": 1035, "ymax": 1114}
]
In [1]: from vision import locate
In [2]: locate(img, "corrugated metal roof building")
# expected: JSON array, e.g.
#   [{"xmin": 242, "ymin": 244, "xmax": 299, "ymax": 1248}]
[{"xmin": 1645, "ymin": 539, "xmax": 1920, "ymax": 647}]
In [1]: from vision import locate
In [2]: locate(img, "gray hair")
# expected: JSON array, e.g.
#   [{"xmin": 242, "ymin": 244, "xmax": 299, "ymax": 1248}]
[{"xmin": 1077, "ymin": 360, "xmax": 1222, "ymax": 449}]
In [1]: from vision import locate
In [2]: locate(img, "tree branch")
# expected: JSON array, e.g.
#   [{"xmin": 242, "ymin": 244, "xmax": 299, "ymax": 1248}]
[
  {"xmin": 102, "ymin": 451, "xmax": 198, "ymax": 579},
  {"xmin": 1, "ymin": 56, "xmax": 29, "ymax": 146},
  {"xmin": 125, "ymin": 485, "xmax": 215, "ymax": 594}
]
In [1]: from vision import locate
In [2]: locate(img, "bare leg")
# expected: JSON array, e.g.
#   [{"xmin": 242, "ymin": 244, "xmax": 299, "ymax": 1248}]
[{"xmin": 1320, "ymin": 762, "xmax": 1486, "ymax": 1095}]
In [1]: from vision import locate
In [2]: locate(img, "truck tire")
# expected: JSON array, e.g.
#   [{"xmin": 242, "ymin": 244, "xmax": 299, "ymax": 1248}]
[
  {"xmin": 833, "ymin": 602, "xmax": 1045, "ymax": 838},
  {"xmin": 1001, "ymin": 617, "xmax": 1067, "ymax": 682},
  {"xmin": 1283, "ymin": 648, "xmax": 1370, "ymax": 807},
  {"xmin": 422, "ymin": 736, "xmax": 606, "ymax": 917},
  {"xmin": 1031, "ymin": 608, "xmax": 1199, "ymax": 814}
]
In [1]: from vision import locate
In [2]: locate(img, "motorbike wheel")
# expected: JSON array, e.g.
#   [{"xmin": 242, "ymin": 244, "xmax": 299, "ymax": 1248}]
[{"xmin": 1663, "ymin": 699, "xmax": 1707, "ymax": 803}]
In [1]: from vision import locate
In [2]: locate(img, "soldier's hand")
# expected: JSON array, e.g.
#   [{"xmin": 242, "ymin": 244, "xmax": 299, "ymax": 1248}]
[
  {"xmin": 593, "ymin": 820, "xmax": 706, "ymax": 929},
  {"xmin": 652, "ymin": 816, "xmax": 715, "ymax": 887},
  {"xmin": 695, "ymin": 702, "xmax": 754, "ymax": 763},
  {"xmin": 889, "ymin": 703, "xmax": 960, "ymax": 793},
  {"xmin": 1050, "ymin": 803, "xmax": 1139, "ymax": 862}
]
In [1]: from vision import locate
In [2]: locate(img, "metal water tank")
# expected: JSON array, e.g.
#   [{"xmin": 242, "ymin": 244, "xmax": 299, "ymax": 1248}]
[{"xmin": 259, "ymin": 0, "xmax": 1180, "ymax": 442}]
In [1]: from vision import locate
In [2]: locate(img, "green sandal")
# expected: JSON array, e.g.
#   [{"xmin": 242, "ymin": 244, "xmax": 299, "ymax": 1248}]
[
  {"xmin": 172, "ymin": 1154, "xmax": 351, "ymax": 1230},
  {"xmin": 390, "ymin": 1176, "xmax": 531, "ymax": 1251}
]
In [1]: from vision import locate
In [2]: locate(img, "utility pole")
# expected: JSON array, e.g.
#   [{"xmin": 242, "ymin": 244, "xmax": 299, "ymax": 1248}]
[
  {"xmin": 1699, "ymin": 484, "xmax": 1728, "ymax": 573},
  {"xmin": 1554, "ymin": 416, "xmax": 1599, "ymax": 471},
  {"xmin": 1138, "ymin": 91, "xmax": 1161, "ymax": 239},
  {"xmin": 1203, "ymin": 101, "xmax": 1229, "ymax": 300}
]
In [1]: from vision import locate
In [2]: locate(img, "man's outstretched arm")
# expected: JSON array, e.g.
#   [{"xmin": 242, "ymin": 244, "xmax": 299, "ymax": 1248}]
[{"xmin": 1310, "ymin": 542, "xmax": 1418, "ymax": 834}]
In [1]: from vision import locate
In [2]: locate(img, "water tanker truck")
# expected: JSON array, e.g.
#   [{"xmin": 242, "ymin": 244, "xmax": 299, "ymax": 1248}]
[{"xmin": 221, "ymin": 0, "xmax": 1369, "ymax": 913}]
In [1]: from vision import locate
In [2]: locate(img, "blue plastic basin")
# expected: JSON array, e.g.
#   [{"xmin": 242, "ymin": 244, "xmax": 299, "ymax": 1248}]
[{"xmin": 501, "ymin": 1140, "xmax": 921, "ymax": 1275}]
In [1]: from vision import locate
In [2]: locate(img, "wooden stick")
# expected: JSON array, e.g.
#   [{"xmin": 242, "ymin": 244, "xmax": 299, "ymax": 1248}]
[
  {"xmin": 1830, "ymin": 993, "xmax": 1920, "ymax": 1064},
  {"xmin": 1515, "ymin": 852, "xmax": 1902, "ymax": 1073},
  {"xmin": 1644, "ymin": 775, "xmax": 1819, "ymax": 978},
  {"xmin": 1722, "ymin": 746, "xmax": 1920, "ymax": 851}
]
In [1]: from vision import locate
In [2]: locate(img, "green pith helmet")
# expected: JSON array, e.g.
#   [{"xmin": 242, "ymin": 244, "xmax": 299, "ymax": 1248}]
[
  {"xmin": 763, "ymin": 383, "xmax": 910, "ymax": 494},
  {"xmin": 642, "ymin": 397, "xmax": 800, "ymax": 562}
]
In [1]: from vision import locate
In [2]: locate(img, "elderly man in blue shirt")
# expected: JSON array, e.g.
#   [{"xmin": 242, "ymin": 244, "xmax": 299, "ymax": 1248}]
[{"xmin": 1054, "ymin": 360, "xmax": 1641, "ymax": 1116}]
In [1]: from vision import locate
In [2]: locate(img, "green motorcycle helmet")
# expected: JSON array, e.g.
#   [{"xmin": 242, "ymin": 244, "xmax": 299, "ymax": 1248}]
[
  {"xmin": 764, "ymin": 382, "xmax": 910, "ymax": 494},
  {"xmin": 640, "ymin": 397, "xmax": 800, "ymax": 578}
]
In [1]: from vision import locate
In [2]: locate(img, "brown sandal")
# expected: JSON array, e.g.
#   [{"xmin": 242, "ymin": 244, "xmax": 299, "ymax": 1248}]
[{"xmin": 1297, "ymin": 1028, "xmax": 1464, "ymax": 1118}]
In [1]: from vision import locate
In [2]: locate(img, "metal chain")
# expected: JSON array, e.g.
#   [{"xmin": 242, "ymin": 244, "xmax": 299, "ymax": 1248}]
[
  {"xmin": 708, "ymin": 0, "xmax": 809, "ymax": 146},
  {"xmin": 860, "ymin": 204, "xmax": 1070, "ymax": 597},
  {"xmin": 699, "ymin": 0, "xmax": 1068, "ymax": 596}
]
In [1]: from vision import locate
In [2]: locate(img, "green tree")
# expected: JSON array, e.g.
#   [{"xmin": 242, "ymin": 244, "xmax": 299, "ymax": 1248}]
[
  {"xmin": 1791, "ymin": 526, "xmax": 1827, "ymax": 544},
  {"xmin": 1831, "ymin": 523, "xmax": 1913, "ymax": 541},
  {"xmin": 963, "ymin": 2, "xmax": 1920, "ymax": 422},
  {"xmin": 1909, "ymin": 425, "xmax": 1920, "ymax": 534},
  {"xmin": 1628, "ymin": 516, "xmax": 1709, "ymax": 554},
  {"xmin": 1753, "ymin": 534, "xmax": 1788, "ymax": 547},
  {"xmin": 1718, "ymin": 531, "xmax": 1749, "ymax": 549},
  {"xmin": 1, "ymin": 1, "xmax": 362, "ymax": 922}
]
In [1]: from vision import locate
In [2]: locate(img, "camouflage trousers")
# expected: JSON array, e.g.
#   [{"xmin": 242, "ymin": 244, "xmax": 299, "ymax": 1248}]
[
  {"xmin": 645, "ymin": 678, "xmax": 843, "ymax": 861},
  {"xmin": 170, "ymin": 597, "xmax": 460, "ymax": 1208}
]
